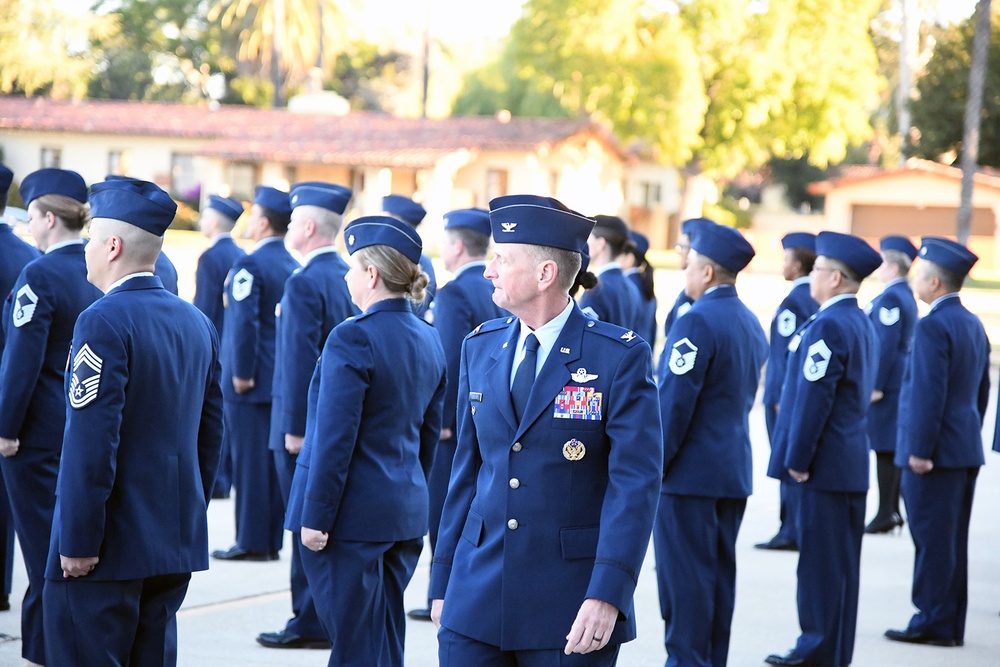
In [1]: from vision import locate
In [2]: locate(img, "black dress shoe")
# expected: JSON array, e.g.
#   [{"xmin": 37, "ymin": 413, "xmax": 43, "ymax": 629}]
[
  {"xmin": 884, "ymin": 628, "xmax": 960, "ymax": 646},
  {"xmin": 0, "ymin": 594, "xmax": 8, "ymax": 611},
  {"xmin": 256, "ymin": 629, "xmax": 330, "ymax": 649},
  {"xmin": 407, "ymin": 607, "xmax": 432, "ymax": 621},
  {"xmin": 865, "ymin": 513, "xmax": 904, "ymax": 535},
  {"xmin": 764, "ymin": 653, "xmax": 808, "ymax": 666},
  {"xmin": 754, "ymin": 536, "xmax": 798, "ymax": 551},
  {"xmin": 211, "ymin": 545, "xmax": 279, "ymax": 561},
  {"xmin": 211, "ymin": 489, "xmax": 231, "ymax": 500}
]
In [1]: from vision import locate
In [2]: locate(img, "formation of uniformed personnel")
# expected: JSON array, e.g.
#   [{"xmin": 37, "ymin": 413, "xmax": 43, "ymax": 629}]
[
  {"xmin": 383, "ymin": 194, "xmax": 437, "ymax": 317},
  {"xmin": 42, "ymin": 176, "xmax": 223, "ymax": 666},
  {"xmin": 214, "ymin": 185, "xmax": 299, "ymax": 562},
  {"xmin": 621, "ymin": 230, "xmax": 658, "ymax": 350},
  {"xmin": 430, "ymin": 194, "xmax": 662, "ymax": 666},
  {"xmin": 757, "ymin": 232, "xmax": 818, "ymax": 552},
  {"xmin": 0, "ymin": 167, "xmax": 102, "ymax": 666},
  {"xmin": 284, "ymin": 214, "xmax": 446, "ymax": 667},
  {"xmin": 655, "ymin": 220, "xmax": 767, "ymax": 667},
  {"xmin": 864, "ymin": 235, "xmax": 918, "ymax": 535},
  {"xmin": 578, "ymin": 214, "xmax": 642, "ymax": 330},
  {"xmin": 408, "ymin": 207, "xmax": 506, "ymax": 622},
  {"xmin": 765, "ymin": 231, "xmax": 880, "ymax": 667},
  {"xmin": 256, "ymin": 181, "xmax": 356, "ymax": 650},
  {"xmin": 884, "ymin": 237, "xmax": 988, "ymax": 648}
]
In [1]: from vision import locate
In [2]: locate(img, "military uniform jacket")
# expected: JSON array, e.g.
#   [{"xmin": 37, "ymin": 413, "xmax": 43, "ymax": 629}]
[
  {"xmin": 45, "ymin": 275, "xmax": 223, "ymax": 581},
  {"xmin": 865, "ymin": 278, "xmax": 917, "ymax": 396},
  {"xmin": 763, "ymin": 279, "xmax": 818, "ymax": 406},
  {"xmin": 895, "ymin": 295, "xmax": 989, "ymax": 470},
  {"xmin": 0, "ymin": 223, "xmax": 39, "ymax": 307},
  {"xmin": 155, "ymin": 251, "xmax": 179, "ymax": 295},
  {"xmin": 767, "ymin": 296, "xmax": 877, "ymax": 492},
  {"xmin": 410, "ymin": 253, "xmax": 437, "ymax": 317},
  {"xmin": 430, "ymin": 305, "xmax": 662, "ymax": 650},
  {"xmin": 284, "ymin": 298, "xmax": 446, "ymax": 541},
  {"xmin": 659, "ymin": 285, "xmax": 767, "ymax": 498},
  {"xmin": 431, "ymin": 262, "xmax": 505, "ymax": 433},
  {"xmin": 271, "ymin": 250, "xmax": 358, "ymax": 443},
  {"xmin": 220, "ymin": 238, "xmax": 299, "ymax": 404},
  {"xmin": 0, "ymin": 244, "xmax": 101, "ymax": 448},
  {"xmin": 578, "ymin": 266, "xmax": 641, "ymax": 331},
  {"xmin": 193, "ymin": 235, "xmax": 246, "ymax": 336},
  {"xmin": 626, "ymin": 270, "xmax": 657, "ymax": 350},
  {"xmin": 662, "ymin": 288, "xmax": 693, "ymax": 339}
]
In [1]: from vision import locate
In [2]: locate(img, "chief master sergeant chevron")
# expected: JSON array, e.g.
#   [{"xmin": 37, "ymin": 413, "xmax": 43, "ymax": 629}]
[{"xmin": 430, "ymin": 194, "xmax": 662, "ymax": 666}]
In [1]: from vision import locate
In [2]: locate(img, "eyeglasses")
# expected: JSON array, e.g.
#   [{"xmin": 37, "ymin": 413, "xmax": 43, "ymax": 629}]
[
  {"xmin": 811, "ymin": 266, "xmax": 843, "ymax": 277},
  {"xmin": 674, "ymin": 243, "xmax": 690, "ymax": 253}
]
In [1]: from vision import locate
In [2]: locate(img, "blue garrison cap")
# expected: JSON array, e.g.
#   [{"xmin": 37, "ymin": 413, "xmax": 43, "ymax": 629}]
[
  {"xmin": 344, "ymin": 215, "xmax": 422, "ymax": 264},
  {"xmin": 20, "ymin": 168, "xmax": 87, "ymax": 206},
  {"xmin": 815, "ymin": 232, "xmax": 882, "ymax": 279},
  {"xmin": 629, "ymin": 231, "xmax": 650, "ymax": 256},
  {"xmin": 444, "ymin": 208, "xmax": 491, "ymax": 237},
  {"xmin": 488, "ymin": 194, "xmax": 595, "ymax": 254},
  {"xmin": 918, "ymin": 237, "xmax": 978, "ymax": 277},
  {"xmin": 383, "ymin": 194, "xmax": 426, "ymax": 227},
  {"xmin": 0, "ymin": 164, "xmax": 11, "ymax": 206},
  {"xmin": 207, "ymin": 195, "xmax": 244, "ymax": 222},
  {"xmin": 880, "ymin": 235, "xmax": 918, "ymax": 261},
  {"xmin": 90, "ymin": 177, "xmax": 177, "ymax": 236},
  {"xmin": 681, "ymin": 217, "xmax": 713, "ymax": 237},
  {"xmin": 580, "ymin": 244, "xmax": 591, "ymax": 273},
  {"xmin": 254, "ymin": 186, "xmax": 291, "ymax": 217},
  {"xmin": 690, "ymin": 222, "xmax": 755, "ymax": 273},
  {"xmin": 781, "ymin": 232, "xmax": 816, "ymax": 252},
  {"xmin": 291, "ymin": 182, "xmax": 352, "ymax": 214},
  {"xmin": 594, "ymin": 214, "xmax": 629, "ymax": 238}
]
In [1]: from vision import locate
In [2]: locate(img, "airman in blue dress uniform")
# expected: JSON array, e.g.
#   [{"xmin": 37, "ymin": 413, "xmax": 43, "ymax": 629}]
[
  {"xmin": 256, "ymin": 181, "xmax": 356, "ymax": 650},
  {"xmin": 383, "ymin": 194, "xmax": 437, "ymax": 317},
  {"xmin": 765, "ymin": 232, "xmax": 881, "ymax": 667},
  {"xmin": 430, "ymin": 195, "xmax": 662, "ymax": 666},
  {"xmin": 757, "ymin": 232, "xmax": 818, "ymax": 552},
  {"xmin": 622, "ymin": 230, "xmax": 658, "ymax": 350},
  {"xmin": 284, "ymin": 214, "xmax": 446, "ymax": 667},
  {"xmin": 42, "ymin": 176, "xmax": 223, "ymax": 667},
  {"xmin": 662, "ymin": 218, "xmax": 710, "ymax": 339},
  {"xmin": 884, "ymin": 238, "xmax": 988, "ymax": 649},
  {"xmin": 578, "ymin": 214, "xmax": 642, "ymax": 331},
  {"xmin": 213, "ymin": 185, "xmax": 299, "ymax": 562},
  {"xmin": 864, "ymin": 235, "xmax": 918, "ymax": 535},
  {"xmin": 0, "ymin": 168, "xmax": 100, "ymax": 666},
  {"xmin": 655, "ymin": 220, "xmax": 767, "ymax": 667}
]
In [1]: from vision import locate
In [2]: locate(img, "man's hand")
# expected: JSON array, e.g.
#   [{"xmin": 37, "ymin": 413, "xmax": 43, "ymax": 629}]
[
  {"xmin": 285, "ymin": 434, "xmax": 304, "ymax": 455},
  {"xmin": 788, "ymin": 468, "xmax": 810, "ymax": 483},
  {"xmin": 564, "ymin": 598, "xmax": 617, "ymax": 655},
  {"xmin": 909, "ymin": 455, "xmax": 933, "ymax": 475},
  {"xmin": 61, "ymin": 555, "xmax": 99, "ymax": 578},
  {"xmin": 870, "ymin": 390, "xmax": 884, "ymax": 403},
  {"xmin": 0, "ymin": 437, "xmax": 18, "ymax": 458},
  {"xmin": 431, "ymin": 599, "xmax": 444, "ymax": 628},
  {"xmin": 439, "ymin": 428, "xmax": 453, "ymax": 441},
  {"xmin": 232, "ymin": 376, "xmax": 255, "ymax": 394},
  {"xmin": 301, "ymin": 527, "xmax": 328, "ymax": 552}
]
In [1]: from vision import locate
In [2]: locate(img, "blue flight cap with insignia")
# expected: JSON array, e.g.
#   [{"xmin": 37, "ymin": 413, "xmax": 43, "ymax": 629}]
[
  {"xmin": 0, "ymin": 164, "xmax": 12, "ymax": 207},
  {"xmin": 690, "ymin": 221, "xmax": 755, "ymax": 273},
  {"xmin": 344, "ymin": 215, "xmax": 422, "ymax": 264},
  {"xmin": 444, "ymin": 208, "xmax": 491, "ymax": 237},
  {"xmin": 90, "ymin": 177, "xmax": 177, "ymax": 237},
  {"xmin": 681, "ymin": 217, "xmax": 713, "ymax": 237},
  {"xmin": 880, "ymin": 235, "xmax": 918, "ymax": 261},
  {"xmin": 815, "ymin": 231, "xmax": 882, "ymax": 279},
  {"xmin": 781, "ymin": 232, "xmax": 816, "ymax": 252},
  {"xmin": 207, "ymin": 195, "xmax": 244, "ymax": 222},
  {"xmin": 383, "ymin": 194, "xmax": 426, "ymax": 227},
  {"xmin": 488, "ymin": 194, "xmax": 595, "ymax": 254},
  {"xmin": 918, "ymin": 237, "xmax": 978, "ymax": 277},
  {"xmin": 629, "ymin": 231, "xmax": 650, "ymax": 257},
  {"xmin": 290, "ymin": 182, "xmax": 352, "ymax": 214},
  {"xmin": 593, "ymin": 214, "xmax": 629, "ymax": 238},
  {"xmin": 20, "ymin": 168, "xmax": 88, "ymax": 206},
  {"xmin": 254, "ymin": 185, "xmax": 292, "ymax": 217}
]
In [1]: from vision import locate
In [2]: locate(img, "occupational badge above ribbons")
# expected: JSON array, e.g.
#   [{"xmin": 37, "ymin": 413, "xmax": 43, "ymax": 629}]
[{"xmin": 563, "ymin": 439, "xmax": 586, "ymax": 461}]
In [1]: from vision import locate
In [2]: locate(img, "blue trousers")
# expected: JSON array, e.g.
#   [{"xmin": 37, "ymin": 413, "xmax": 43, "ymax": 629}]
[
  {"xmin": 0, "ymin": 467, "xmax": 15, "ymax": 597},
  {"xmin": 438, "ymin": 626, "xmax": 621, "ymax": 666},
  {"xmin": 765, "ymin": 404, "xmax": 799, "ymax": 543},
  {"xmin": 900, "ymin": 467, "xmax": 977, "ymax": 642},
  {"xmin": 225, "ymin": 401, "xmax": 283, "ymax": 553},
  {"xmin": 423, "ymin": 435, "xmax": 457, "ymax": 606},
  {"xmin": 654, "ymin": 493, "xmax": 745, "ymax": 667},
  {"xmin": 43, "ymin": 572, "xmax": 191, "ymax": 667},
  {"xmin": 212, "ymin": 425, "xmax": 233, "ymax": 497}
]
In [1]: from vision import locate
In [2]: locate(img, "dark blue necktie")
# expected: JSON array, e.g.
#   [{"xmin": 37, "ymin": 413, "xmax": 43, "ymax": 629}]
[{"xmin": 511, "ymin": 334, "xmax": 540, "ymax": 423}]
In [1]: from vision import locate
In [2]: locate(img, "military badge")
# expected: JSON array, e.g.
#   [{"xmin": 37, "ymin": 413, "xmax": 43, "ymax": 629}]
[
  {"xmin": 620, "ymin": 330, "xmax": 636, "ymax": 342},
  {"xmin": 232, "ymin": 268, "xmax": 253, "ymax": 302},
  {"xmin": 676, "ymin": 302, "xmax": 692, "ymax": 319},
  {"xmin": 571, "ymin": 368, "xmax": 599, "ymax": 383},
  {"xmin": 563, "ymin": 439, "xmax": 586, "ymax": 461},
  {"xmin": 554, "ymin": 386, "xmax": 602, "ymax": 420},
  {"xmin": 69, "ymin": 343, "xmax": 103, "ymax": 409},
  {"xmin": 501, "ymin": 222, "xmax": 517, "ymax": 233},
  {"xmin": 348, "ymin": 234, "xmax": 355, "ymax": 247},
  {"xmin": 803, "ymin": 339, "xmax": 832, "ymax": 382},
  {"xmin": 560, "ymin": 346, "xmax": 571, "ymax": 354},
  {"xmin": 879, "ymin": 307, "xmax": 900, "ymax": 326},
  {"xmin": 669, "ymin": 337, "xmax": 698, "ymax": 376},
  {"xmin": 777, "ymin": 309, "xmax": 796, "ymax": 337},
  {"xmin": 12, "ymin": 284, "xmax": 38, "ymax": 328}
]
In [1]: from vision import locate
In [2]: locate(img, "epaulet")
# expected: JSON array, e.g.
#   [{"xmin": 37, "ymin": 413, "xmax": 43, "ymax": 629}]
[
  {"xmin": 468, "ymin": 316, "xmax": 515, "ymax": 338},
  {"xmin": 585, "ymin": 319, "xmax": 644, "ymax": 347}
]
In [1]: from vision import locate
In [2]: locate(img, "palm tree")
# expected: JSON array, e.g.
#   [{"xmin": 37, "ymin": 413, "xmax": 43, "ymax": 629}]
[{"xmin": 956, "ymin": 0, "xmax": 992, "ymax": 244}]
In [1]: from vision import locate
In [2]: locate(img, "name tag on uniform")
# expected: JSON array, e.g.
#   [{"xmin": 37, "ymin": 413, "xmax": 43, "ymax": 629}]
[
  {"xmin": 554, "ymin": 385, "xmax": 602, "ymax": 421},
  {"xmin": 469, "ymin": 392, "xmax": 483, "ymax": 402}
]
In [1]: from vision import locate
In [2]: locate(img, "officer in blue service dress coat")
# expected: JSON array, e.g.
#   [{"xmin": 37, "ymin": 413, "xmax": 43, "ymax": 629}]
[
  {"xmin": 256, "ymin": 181, "xmax": 357, "ymax": 650},
  {"xmin": 193, "ymin": 194, "xmax": 246, "ymax": 499},
  {"xmin": 284, "ymin": 215, "xmax": 446, "ymax": 667},
  {"xmin": 408, "ymin": 207, "xmax": 506, "ymax": 621},
  {"xmin": 757, "ymin": 232, "xmax": 818, "ymax": 552},
  {"xmin": 578, "ymin": 214, "xmax": 642, "ymax": 331},
  {"xmin": 213, "ymin": 185, "xmax": 299, "ymax": 561},
  {"xmin": 655, "ymin": 221, "xmax": 767, "ymax": 667},
  {"xmin": 884, "ymin": 238, "xmax": 989, "ymax": 649},
  {"xmin": 764, "ymin": 232, "xmax": 881, "ymax": 667},
  {"xmin": 864, "ymin": 235, "xmax": 918, "ymax": 535},
  {"xmin": 0, "ymin": 168, "xmax": 101, "ymax": 666},
  {"xmin": 383, "ymin": 194, "xmax": 437, "ymax": 317},
  {"xmin": 41, "ymin": 177, "xmax": 223, "ymax": 667},
  {"xmin": 622, "ymin": 230, "xmax": 658, "ymax": 350},
  {"xmin": 430, "ymin": 195, "xmax": 662, "ymax": 666}
]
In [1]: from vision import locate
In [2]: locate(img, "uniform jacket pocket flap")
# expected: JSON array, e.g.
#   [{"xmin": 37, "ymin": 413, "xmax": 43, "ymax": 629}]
[
  {"xmin": 461, "ymin": 510, "xmax": 484, "ymax": 547},
  {"xmin": 560, "ymin": 526, "xmax": 600, "ymax": 560}
]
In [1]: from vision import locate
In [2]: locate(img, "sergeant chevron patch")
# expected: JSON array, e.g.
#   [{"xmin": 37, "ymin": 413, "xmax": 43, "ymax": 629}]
[{"xmin": 69, "ymin": 343, "xmax": 103, "ymax": 409}]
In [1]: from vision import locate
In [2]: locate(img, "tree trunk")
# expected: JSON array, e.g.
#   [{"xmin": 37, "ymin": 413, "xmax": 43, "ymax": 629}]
[{"xmin": 956, "ymin": 0, "xmax": 992, "ymax": 244}]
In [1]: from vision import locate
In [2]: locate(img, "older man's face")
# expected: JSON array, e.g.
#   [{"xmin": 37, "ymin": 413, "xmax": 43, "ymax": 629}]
[{"xmin": 484, "ymin": 243, "xmax": 541, "ymax": 315}]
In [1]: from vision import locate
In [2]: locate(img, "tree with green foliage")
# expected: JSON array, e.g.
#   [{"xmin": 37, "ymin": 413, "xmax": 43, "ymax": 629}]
[{"xmin": 327, "ymin": 41, "xmax": 414, "ymax": 113}]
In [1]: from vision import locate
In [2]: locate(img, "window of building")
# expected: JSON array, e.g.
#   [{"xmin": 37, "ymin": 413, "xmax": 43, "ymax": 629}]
[
  {"xmin": 40, "ymin": 147, "xmax": 61, "ymax": 169},
  {"xmin": 225, "ymin": 162, "xmax": 256, "ymax": 202},
  {"xmin": 171, "ymin": 153, "xmax": 199, "ymax": 200},
  {"xmin": 640, "ymin": 181, "xmax": 662, "ymax": 208},
  {"xmin": 107, "ymin": 150, "xmax": 130, "ymax": 176}
]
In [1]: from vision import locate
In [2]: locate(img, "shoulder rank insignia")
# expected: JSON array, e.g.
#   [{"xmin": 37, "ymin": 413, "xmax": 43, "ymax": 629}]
[
  {"xmin": 232, "ymin": 268, "xmax": 253, "ymax": 302},
  {"xmin": 69, "ymin": 343, "xmax": 103, "ymax": 409},
  {"xmin": 776, "ymin": 309, "xmax": 796, "ymax": 338},
  {"xmin": 12, "ymin": 284, "xmax": 38, "ymax": 328},
  {"xmin": 669, "ymin": 337, "xmax": 698, "ymax": 375},
  {"xmin": 803, "ymin": 339, "xmax": 832, "ymax": 382},
  {"xmin": 879, "ymin": 306, "xmax": 900, "ymax": 326},
  {"xmin": 620, "ymin": 330, "xmax": 636, "ymax": 342},
  {"xmin": 571, "ymin": 368, "xmax": 598, "ymax": 383},
  {"xmin": 501, "ymin": 222, "xmax": 517, "ymax": 233}
]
